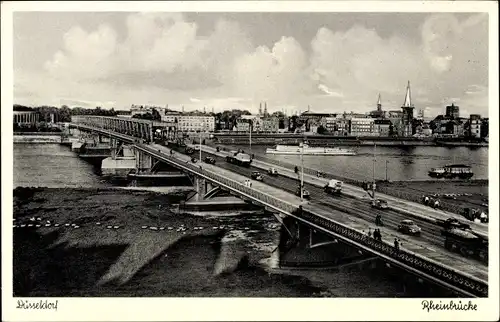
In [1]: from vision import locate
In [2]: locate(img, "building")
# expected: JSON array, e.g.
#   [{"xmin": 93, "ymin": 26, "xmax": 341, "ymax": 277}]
[
  {"xmin": 401, "ymin": 81, "xmax": 415, "ymax": 137},
  {"xmin": 321, "ymin": 116, "xmax": 349, "ymax": 136},
  {"xmin": 416, "ymin": 109, "xmax": 425, "ymax": 120},
  {"xmin": 373, "ymin": 119, "xmax": 392, "ymax": 136},
  {"xmin": 233, "ymin": 118, "xmax": 250, "ymax": 132},
  {"xmin": 234, "ymin": 115, "xmax": 278, "ymax": 133},
  {"xmin": 469, "ymin": 114, "xmax": 482, "ymax": 138},
  {"xmin": 13, "ymin": 111, "xmax": 40, "ymax": 125},
  {"xmin": 299, "ymin": 111, "xmax": 336, "ymax": 131},
  {"xmin": 386, "ymin": 110, "xmax": 403, "ymax": 136},
  {"xmin": 261, "ymin": 117, "xmax": 279, "ymax": 133},
  {"xmin": 161, "ymin": 110, "xmax": 181, "ymax": 123},
  {"xmin": 369, "ymin": 94, "xmax": 386, "ymax": 119},
  {"xmin": 445, "ymin": 103, "xmax": 460, "ymax": 119},
  {"xmin": 175, "ymin": 115, "xmax": 215, "ymax": 132},
  {"xmin": 350, "ymin": 118, "xmax": 376, "ymax": 136}
]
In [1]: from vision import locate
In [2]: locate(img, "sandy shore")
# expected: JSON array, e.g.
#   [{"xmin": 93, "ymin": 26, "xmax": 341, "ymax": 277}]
[{"xmin": 12, "ymin": 187, "xmax": 325, "ymax": 297}]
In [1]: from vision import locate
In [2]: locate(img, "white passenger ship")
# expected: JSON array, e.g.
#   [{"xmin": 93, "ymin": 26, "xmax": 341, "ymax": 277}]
[{"xmin": 266, "ymin": 144, "xmax": 357, "ymax": 156}]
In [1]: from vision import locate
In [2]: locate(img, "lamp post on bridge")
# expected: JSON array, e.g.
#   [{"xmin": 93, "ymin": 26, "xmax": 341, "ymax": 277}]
[
  {"xmin": 372, "ymin": 143, "xmax": 377, "ymax": 200},
  {"xmin": 300, "ymin": 141, "xmax": 304, "ymax": 202},
  {"xmin": 249, "ymin": 119, "xmax": 252, "ymax": 158},
  {"xmin": 199, "ymin": 123, "xmax": 203, "ymax": 162},
  {"xmin": 385, "ymin": 160, "xmax": 389, "ymax": 182}
]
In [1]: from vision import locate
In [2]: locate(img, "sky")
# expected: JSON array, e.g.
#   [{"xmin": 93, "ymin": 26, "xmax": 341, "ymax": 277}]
[{"xmin": 13, "ymin": 12, "xmax": 489, "ymax": 117}]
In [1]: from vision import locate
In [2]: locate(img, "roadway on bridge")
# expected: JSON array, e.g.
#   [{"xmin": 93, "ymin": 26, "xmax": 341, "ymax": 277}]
[
  {"xmin": 192, "ymin": 145, "xmax": 479, "ymax": 246},
  {"xmin": 204, "ymin": 143, "xmax": 489, "ymax": 236},
  {"xmin": 199, "ymin": 144, "xmax": 489, "ymax": 237},
  {"xmin": 160, "ymin": 144, "xmax": 487, "ymax": 282}
]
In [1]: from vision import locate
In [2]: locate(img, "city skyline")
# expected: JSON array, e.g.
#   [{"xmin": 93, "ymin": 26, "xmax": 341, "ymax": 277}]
[{"xmin": 14, "ymin": 12, "xmax": 488, "ymax": 117}]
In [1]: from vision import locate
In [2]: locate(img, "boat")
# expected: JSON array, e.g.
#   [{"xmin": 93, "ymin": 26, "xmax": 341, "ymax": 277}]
[
  {"xmin": 265, "ymin": 143, "xmax": 356, "ymax": 156},
  {"xmin": 428, "ymin": 164, "xmax": 474, "ymax": 179}
]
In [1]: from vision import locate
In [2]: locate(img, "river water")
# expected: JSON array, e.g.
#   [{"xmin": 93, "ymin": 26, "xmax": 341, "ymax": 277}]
[
  {"xmin": 228, "ymin": 145, "xmax": 489, "ymax": 181},
  {"xmin": 13, "ymin": 143, "xmax": 467, "ymax": 297}
]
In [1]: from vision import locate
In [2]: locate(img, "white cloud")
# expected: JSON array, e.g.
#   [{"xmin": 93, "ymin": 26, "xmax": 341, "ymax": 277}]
[
  {"xmin": 318, "ymin": 84, "xmax": 343, "ymax": 97},
  {"xmin": 16, "ymin": 13, "xmax": 486, "ymax": 116}
]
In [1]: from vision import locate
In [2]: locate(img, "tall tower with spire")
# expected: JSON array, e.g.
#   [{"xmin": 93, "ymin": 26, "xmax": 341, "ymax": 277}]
[
  {"xmin": 401, "ymin": 81, "xmax": 415, "ymax": 137},
  {"xmin": 263, "ymin": 101, "xmax": 268, "ymax": 117},
  {"xmin": 377, "ymin": 94, "xmax": 382, "ymax": 112}
]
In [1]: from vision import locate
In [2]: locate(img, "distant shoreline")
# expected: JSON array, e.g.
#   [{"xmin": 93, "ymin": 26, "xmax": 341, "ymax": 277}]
[
  {"xmin": 213, "ymin": 136, "xmax": 488, "ymax": 147},
  {"xmin": 14, "ymin": 133, "xmax": 63, "ymax": 144}
]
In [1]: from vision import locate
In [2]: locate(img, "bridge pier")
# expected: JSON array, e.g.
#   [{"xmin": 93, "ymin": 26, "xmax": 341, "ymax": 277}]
[
  {"xmin": 135, "ymin": 148, "xmax": 153, "ymax": 171},
  {"xmin": 182, "ymin": 175, "xmax": 259, "ymax": 211},
  {"xmin": 278, "ymin": 217, "xmax": 368, "ymax": 268},
  {"xmin": 101, "ymin": 144, "xmax": 136, "ymax": 178}
]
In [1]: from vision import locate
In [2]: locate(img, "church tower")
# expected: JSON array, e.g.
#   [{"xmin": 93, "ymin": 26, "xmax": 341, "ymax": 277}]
[{"xmin": 401, "ymin": 81, "xmax": 414, "ymax": 137}]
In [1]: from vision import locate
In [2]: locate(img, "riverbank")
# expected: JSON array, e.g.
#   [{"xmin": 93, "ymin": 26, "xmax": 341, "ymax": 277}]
[
  {"xmin": 12, "ymin": 187, "xmax": 324, "ymax": 297},
  {"xmin": 13, "ymin": 187, "xmax": 438, "ymax": 297},
  {"xmin": 213, "ymin": 135, "xmax": 488, "ymax": 147},
  {"xmin": 14, "ymin": 133, "xmax": 63, "ymax": 144}
]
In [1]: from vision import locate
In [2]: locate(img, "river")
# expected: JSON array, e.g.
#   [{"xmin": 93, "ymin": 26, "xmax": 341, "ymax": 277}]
[
  {"xmin": 227, "ymin": 144, "xmax": 489, "ymax": 181},
  {"xmin": 13, "ymin": 143, "xmax": 462, "ymax": 297}
]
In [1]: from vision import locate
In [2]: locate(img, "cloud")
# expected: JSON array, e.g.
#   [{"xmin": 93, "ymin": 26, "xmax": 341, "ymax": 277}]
[
  {"xmin": 25, "ymin": 13, "xmax": 488, "ymax": 116},
  {"xmin": 318, "ymin": 84, "xmax": 344, "ymax": 97},
  {"xmin": 231, "ymin": 36, "xmax": 315, "ymax": 101}
]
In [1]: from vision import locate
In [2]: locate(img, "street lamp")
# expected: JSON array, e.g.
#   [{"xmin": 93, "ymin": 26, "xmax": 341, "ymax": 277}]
[
  {"xmin": 199, "ymin": 122, "xmax": 203, "ymax": 162},
  {"xmin": 372, "ymin": 143, "xmax": 377, "ymax": 200},
  {"xmin": 249, "ymin": 119, "xmax": 252, "ymax": 158},
  {"xmin": 300, "ymin": 141, "xmax": 304, "ymax": 202},
  {"xmin": 385, "ymin": 160, "xmax": 389, "ymax": 182}
]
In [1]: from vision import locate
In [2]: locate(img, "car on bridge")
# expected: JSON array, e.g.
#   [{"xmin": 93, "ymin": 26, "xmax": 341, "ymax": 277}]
[
  {"xmin": 251, "ymin": 171, "xmax": 264, "ymax": 181},
  {"xmin": 203, "ymin": 157, "xmax": 216, "ymax": 165},
  {"xmin": 267, "ymin": 168, "xmax": 278, "ymax": 176},
  {"xmin": 296, "ymin": 187, "xmax": 310, "ymax": 199},
  {"xmin": 398, "ymin": 219, "xmax": 422, "ymax": 236},
  {"xmin": 371, "ymin": 199, "xmax": 388, "ymax": 209}
]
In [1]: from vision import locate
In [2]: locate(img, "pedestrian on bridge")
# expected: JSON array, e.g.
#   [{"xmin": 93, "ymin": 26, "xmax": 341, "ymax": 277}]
[
  {"xmin": 373, "ymin": 229, "xmax": 381, "ymax": 241},
  {"xmin": 368, "ymin": 228, "xmax": 372, "ymax": 238},
  {"xmin": 394, "ymin": 238, "xmax": 400, "ymax": 251}
]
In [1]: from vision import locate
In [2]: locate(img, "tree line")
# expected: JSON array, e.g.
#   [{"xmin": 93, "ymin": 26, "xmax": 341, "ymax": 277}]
[{"xmin": 14, "ymin": 104, "xmax": 119, "ymax": 123}]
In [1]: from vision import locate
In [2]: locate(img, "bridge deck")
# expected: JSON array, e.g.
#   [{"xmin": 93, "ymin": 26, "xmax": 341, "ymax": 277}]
[
  {"xmin": 161, "ymin": 144, "xmax": 487, "ymax": 282},
  {"xmin": 196, "ymin": 145, "xmax": 488, "ymax": 237}
]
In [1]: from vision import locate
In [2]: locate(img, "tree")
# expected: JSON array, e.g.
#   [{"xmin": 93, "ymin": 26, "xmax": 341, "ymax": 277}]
[{"xmin": 151, "ymin": 108, "xmax": 162, "ymax": 121}]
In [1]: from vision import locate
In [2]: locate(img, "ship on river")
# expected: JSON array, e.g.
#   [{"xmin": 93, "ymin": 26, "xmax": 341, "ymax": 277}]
[
  {"xmin": 266, "ymin": 143, "xmax": 357, "ymax": 156},
  {"xmin": 428, "ymin": 164, "xmax": 474, "ymax": 179}
]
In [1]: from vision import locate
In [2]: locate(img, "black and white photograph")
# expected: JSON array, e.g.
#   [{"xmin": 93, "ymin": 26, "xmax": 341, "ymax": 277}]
[{"xmin": 2, "ymin": 1, "xmax": 498, "ymax": 321}]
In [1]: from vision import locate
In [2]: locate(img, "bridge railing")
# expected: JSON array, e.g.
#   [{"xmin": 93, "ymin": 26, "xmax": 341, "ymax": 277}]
[
  {"xmin": 72, "ymin": 115, "xmax": 153, "ymax": 142},
  {"xmin": 296, "ymin": 208, "xmax": 487, "ymax": 297}
]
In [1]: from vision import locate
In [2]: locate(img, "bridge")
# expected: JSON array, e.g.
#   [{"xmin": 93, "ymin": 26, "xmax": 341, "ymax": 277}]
[{"xmin": 69, "ymin": 115, "xmax": 488, "ymax": 297}]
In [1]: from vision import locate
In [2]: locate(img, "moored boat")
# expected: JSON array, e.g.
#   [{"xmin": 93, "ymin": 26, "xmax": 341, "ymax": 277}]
[
  {"xmin": 266, "ymin": 144, "xmax": 356, "ymax": 156},
  {"xmin": 428, "ymin": 164, "xmax": 473, "ymax": 179}
]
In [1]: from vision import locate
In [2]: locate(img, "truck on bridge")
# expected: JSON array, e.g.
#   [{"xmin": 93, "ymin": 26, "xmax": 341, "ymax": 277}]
[
  {"xmin": 439, "ymin": 219, "xmax": 488, "ymax": 263},
  {"xmin": 324, "ymin": 179, "xmax": 343, "ymax": 195},
  {"xmin": 226, "ymin": 150, "xmax": 252, "ymax": 167}
]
